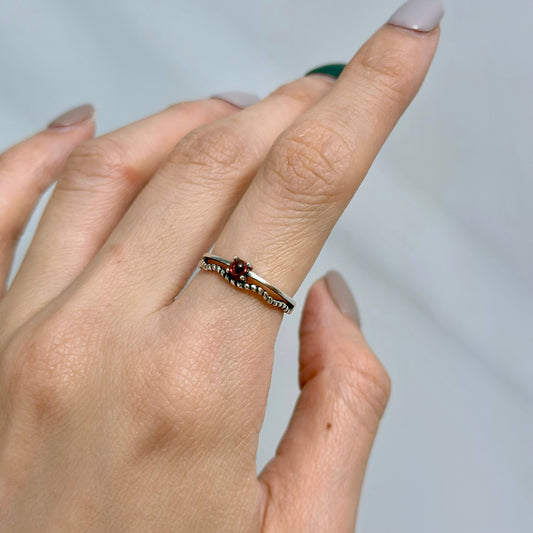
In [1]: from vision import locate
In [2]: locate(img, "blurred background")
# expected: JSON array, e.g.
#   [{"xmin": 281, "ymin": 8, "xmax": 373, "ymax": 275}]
[{"xmin": 1, "ymin": 1, "xmax": 532, "ymax": 531}]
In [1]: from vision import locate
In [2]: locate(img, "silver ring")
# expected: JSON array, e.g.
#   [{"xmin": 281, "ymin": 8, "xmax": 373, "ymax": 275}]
[{"xmin": 198, "ymin": 253, "xmax": 295, "ymax": 314}]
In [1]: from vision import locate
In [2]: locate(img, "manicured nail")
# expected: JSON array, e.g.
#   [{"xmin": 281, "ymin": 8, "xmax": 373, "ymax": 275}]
[
  {"xmin": 47, "ymin": 104, "xmax": 95, "ymax": 129},
  {"xmin": 305, "ymin": 63, "xmax": 346, "ymax": 81},
  {"xmin": 388, "ymin": 0, "xmax": 444, "ymax": 32},
  {"xmin": 210, "ymin": 92, "xmax": 260, "ymax": 109},
  {"xmin": 324, "ymin": 270, "xmax": 361, "ymax": 326}
]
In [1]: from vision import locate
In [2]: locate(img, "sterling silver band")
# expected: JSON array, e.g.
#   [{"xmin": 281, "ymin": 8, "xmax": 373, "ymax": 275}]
[{"xmin": 198, "ymin": 253, "xmax": 295, "ymax": 314}]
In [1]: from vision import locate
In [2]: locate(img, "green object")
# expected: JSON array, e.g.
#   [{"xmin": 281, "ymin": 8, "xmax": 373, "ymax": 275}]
[{"xmin": 304, "ymin": 63, "xmax": 346, "ymax": 79}]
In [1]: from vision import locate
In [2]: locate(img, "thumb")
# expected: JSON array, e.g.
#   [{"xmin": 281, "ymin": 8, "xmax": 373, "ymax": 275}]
[{"xmin": 259, "ymin": 271, "xmax": 391, "ymax": 533}]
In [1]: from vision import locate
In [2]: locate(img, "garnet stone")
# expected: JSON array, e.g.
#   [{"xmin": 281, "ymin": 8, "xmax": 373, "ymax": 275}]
[{"xmin": 228, "ymin": 257, "xmax": 249, "ymax": 281}]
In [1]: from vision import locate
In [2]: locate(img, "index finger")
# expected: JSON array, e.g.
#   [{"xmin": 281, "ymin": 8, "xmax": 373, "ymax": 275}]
[{"xmin": 192, "ymin": 2, "xmax": 443, "ymax": 325}]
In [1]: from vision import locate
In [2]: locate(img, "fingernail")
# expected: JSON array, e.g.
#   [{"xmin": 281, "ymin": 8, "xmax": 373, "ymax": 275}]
[
  {"xmin": 324, "ymin": 270, "xmax": 361, "ymax": 326},
  {"xmin": 388, "ymin": 0, "xmax": 444, "ymax": 32},
  {"xmin": 210, "ymin": 92, "xmax": 260, "ymax": 109},
  {"xmin": 305, "ymin": 63, "xmax": 346, "ymax": 81},
  {"xmin": 47, "ymin": 104, "xmax": 95, "ymax": 129}
]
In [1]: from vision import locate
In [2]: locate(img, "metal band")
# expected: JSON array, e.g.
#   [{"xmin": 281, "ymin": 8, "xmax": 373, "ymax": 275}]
[{"xmin": 198, "ymin": 253, "xmax": 295, "ymax": 314}]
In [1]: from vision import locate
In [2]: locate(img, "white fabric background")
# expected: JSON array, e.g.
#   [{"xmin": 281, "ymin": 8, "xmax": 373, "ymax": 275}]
[{"xmin": 1, "ymin": 1, "xmax": 532, "ymax": 531}]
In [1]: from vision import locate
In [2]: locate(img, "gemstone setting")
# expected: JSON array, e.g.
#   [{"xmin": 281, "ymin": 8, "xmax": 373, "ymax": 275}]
[{"xmin": 228, "ymin": 256, "xmax": 252, "ymax": 282}]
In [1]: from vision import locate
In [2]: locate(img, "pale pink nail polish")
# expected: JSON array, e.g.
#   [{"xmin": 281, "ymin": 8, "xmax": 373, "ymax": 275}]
[
  {"xmin": 47, "ymin": 104, "xmax": 95, "ymax": 129},
  {"xmin": 324, "ymin": 270, "xmax": 361, "ymax": 326},
  {"xmin": 388, "ymin": 0, "xmax": 444, "ymax": 32}
]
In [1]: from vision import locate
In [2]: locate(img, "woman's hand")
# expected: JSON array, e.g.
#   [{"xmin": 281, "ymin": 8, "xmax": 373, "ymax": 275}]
[{"xmin": 0, "ymin": 2, "xmax": 442, "ymax": 531}]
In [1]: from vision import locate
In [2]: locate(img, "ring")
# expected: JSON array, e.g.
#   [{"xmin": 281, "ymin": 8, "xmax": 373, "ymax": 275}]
[{"xmin": 198, "ymin": 253, "xmax": 296, "ymax": 314}]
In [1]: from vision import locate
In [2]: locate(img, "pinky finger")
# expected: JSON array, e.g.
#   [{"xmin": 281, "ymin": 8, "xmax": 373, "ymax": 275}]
[{"xmin": 0, "ymin": 104, "xmax": 95, "ymax": 294}]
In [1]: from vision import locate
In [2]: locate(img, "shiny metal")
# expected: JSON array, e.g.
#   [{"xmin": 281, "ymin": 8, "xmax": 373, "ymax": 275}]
[{"xmin": 198, "ymin": 253, "xmax": 296, "ymax": 314}]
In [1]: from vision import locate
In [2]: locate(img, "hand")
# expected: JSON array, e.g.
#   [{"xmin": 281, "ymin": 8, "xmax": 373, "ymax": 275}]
[{"xmin": 0, "ymin": 3, "xmax": 441, "ymax": 531}]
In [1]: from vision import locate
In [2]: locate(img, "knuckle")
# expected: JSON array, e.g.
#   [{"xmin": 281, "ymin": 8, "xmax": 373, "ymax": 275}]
[
  {"xmin": 265, "ymin": 121, "xmax": 352, "ymax": 205},
  {"xmin": 0, "ymin": 138, "xmax": 58, "ymax": 193},
  {"xmin": 165, "ymin": 99, "xmax": 230, "ymax": 121},
  {"xmin": 63, "ymin": 138, "xmax": 141, "ymax": 190},
  {"xmin": 0, "ymin": 141, "xmax": 39, "ymax": 171},
  {"xmin": 5, "ymin": 312, "xmax": 94, "ymax": 423},
  {"xmin": 123, "ymin": 313, "xmax": 257, "ymax": 459},
  {"xmin": 126, "ymin": 374, "xmax": 203, "ymax": 457},
  {"xmin": 356, "ymin": 43, "xmax": 419, "ymax": 104},
  {"xmin": 125, "ymin": 342, "xmax": 229, "ymax": 451},
  {"xmin": 332, "ymin": 344, "xmax": 391, "ymax": 425},
  {"xmin": 164, "ymin": 100, "xmax": 197, "ymax": 115},
  {"xmin": 0, "ymin": 146, "xmax": 23, "ymax": 172},
  {"xmin": 172, "ymin": 122, "xmax": 253, "ymax": 178},
  {"xmin": 269, "ymin": 77, "xmax": 327, "ymax": 109}
]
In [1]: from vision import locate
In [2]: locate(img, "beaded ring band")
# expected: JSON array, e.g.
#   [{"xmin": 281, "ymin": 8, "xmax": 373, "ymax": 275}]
[{"xmin": 198, "ymin": 253, "xmax": 295, "ymax": 314}]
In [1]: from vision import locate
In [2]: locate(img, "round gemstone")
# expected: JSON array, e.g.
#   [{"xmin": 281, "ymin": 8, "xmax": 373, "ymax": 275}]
[{"xmin": 228, "ymin": 257, "xmax": 248, "ymax": 280}]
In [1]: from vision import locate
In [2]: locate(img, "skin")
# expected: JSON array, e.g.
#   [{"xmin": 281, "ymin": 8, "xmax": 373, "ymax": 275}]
[{"xmin": 0, "ymin": 22, "xmax": 439, "ymax": 533}]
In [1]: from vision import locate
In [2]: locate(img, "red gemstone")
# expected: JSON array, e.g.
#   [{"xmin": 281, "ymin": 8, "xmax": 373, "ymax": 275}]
[{"xmin": 228, "ymin": 257, "xmax": 248, "ymax": 280}]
